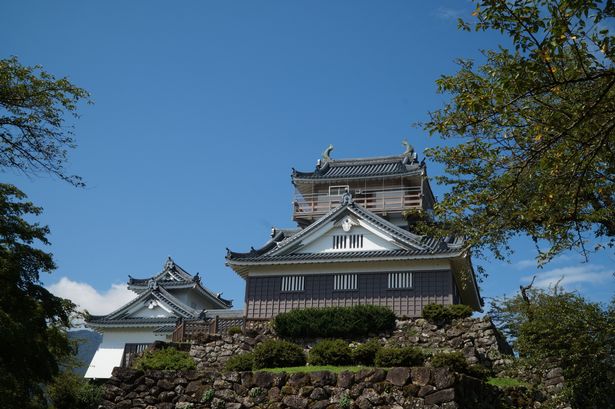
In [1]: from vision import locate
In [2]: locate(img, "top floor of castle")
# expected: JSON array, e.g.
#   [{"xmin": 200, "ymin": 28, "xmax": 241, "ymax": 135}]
[{"xmin": 291, "ymin": 141, "xmax": 436, "ymax": 228}]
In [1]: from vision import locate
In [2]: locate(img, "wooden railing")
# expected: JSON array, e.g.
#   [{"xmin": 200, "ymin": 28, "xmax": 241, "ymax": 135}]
[
  {"xmin": 120, "ymin": 343, "xmax": 152, "ymax": 368},
  {"xmin": 293, "ymin": 186, "xmax": 422, "ymax": 218},
  {"xmin": 172, "ymin": 317, "xmax": 245, "ymax": 342}
]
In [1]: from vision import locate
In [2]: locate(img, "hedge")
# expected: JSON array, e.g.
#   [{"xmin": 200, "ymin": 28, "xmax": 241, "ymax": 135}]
[
  {"xmin": 272, "ymin": 305, "xmax": 396, "ymax": 338},
  {"xmin": 430, "ymin": 351, "xmax": 489, "ymax": 379},
  {"xmin": 224, "ymin": 352, "xmax": 254, "ymax": 371},
  {"xmin": 350, "ymin": 339, "xmax": 382, "ymax": 366},
  {"xmin": 422, "ymin": 304, "xmax": 472, "ymax": 323},
  {"xmin": 251, "ymin": 339, "xmax": 306, "ymax": 369},
  {"xmin": 308, "ymin": 339, "xmax": 352, "ymax": 366},
  {"xmin": 132, "ymin": 347, "xmax": 196, "ymax": 370},
  {"xmin": 374, "ymin": 347, "xmax": 425, "ymax": 367}
]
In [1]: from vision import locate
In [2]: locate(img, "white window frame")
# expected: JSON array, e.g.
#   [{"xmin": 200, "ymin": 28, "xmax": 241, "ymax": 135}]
[
  {"xmin": 387, "ymin": 272, "xmax": 413, "ymax": 289},
  {"xmin": 333, "ymin": 274, "xmax": 358, "ymax": 291},
  {"xmin": 281, "ymin": 275, "xmax": 304, "ymax": 292}
]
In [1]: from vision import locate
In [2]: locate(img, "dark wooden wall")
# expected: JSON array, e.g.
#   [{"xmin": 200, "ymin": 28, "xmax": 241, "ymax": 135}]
[{"xmin": 245, "ymin": 270, "xmax": 453, "ymax": 319}]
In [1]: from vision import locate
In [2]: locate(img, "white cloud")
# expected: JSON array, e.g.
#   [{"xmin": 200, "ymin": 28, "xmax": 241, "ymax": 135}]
[
  {"xmin": 434, "ymin": 7, "xmax": 465, "ymax": 20},
  {"xmin": 521, "ymin": 264, "xmax": 614, "ymax": 289},
  {"xmin": 47, "ymin": 277, "xmax": 137, "ymax": 316}
]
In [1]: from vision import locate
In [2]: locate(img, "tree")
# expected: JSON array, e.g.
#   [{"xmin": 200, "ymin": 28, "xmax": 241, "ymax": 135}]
[
  {"xmin": 490, "ymin": 288, "xmax": 615, "ymax": 409},
  {"xmin": 423, "ymin": 0, "xmax": 615, "ymax": 263},
  {"xmin": 0, "ymin": 56, "xmax": 90, "ymax": 186},
  {"xmin": 0, "ymin": 184, "xmax": 77, "ymax": 408}
]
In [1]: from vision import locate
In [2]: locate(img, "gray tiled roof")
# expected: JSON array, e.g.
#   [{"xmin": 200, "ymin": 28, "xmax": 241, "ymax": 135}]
[
  {"xmin": 228, "ymin": 249, "xmax": 458, "ymax": 263},
  {"xmin": 226, "ymin": 201, "xmax": 466, "ymax": 262},
  {"xmin": 87, "ymin": 317, "xmax": 178, "ymax": 328},
  {"xmin": 292, "ymin": 155, "xmax": 423, "ymax": 181}
]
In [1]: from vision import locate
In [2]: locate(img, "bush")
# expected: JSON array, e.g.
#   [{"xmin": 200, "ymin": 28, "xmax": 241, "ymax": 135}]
[
  {"xmin": 422, "ymin": 304, "xmax": 472, "ymax": 323},
  {"xmin": 227, "ymin": 326, "xmax": 243, "ymax": 336},
  {"xmin": 308, "ymin": 339, "xmax": 352, "ymax": 366},
  {"xmin": 133, "ymin": 347, "xmax": 196, "ymax": 370},
  {"xmin": 374, "ymin": 347, "xmax": 425, "ymax": 367},
  {"xmin": 272, "ymin": 305, "xmax": 396, "ymax": 338},
  {"xmin": 252, "ymin": 339, "xmax": 306, "ymax": 369},
  {"xmin": 47, "ymin": 371, "xmax": 102, "ymax": 409},
  {"xmin": 351, "ymin": 339, "xmax": 382, "ymax": 365},
  {"xmin": 224, "ymin": 352, "xmax": 254, "ymax": 371},
  {"xmin": 430, "ymin": 352, "xmax": 468, "ymax": 372}
]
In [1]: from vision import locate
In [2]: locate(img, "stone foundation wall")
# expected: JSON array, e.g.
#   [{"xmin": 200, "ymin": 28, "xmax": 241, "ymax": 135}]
[
  {"xmin": 101, "ymin": 367, "xmax": 507, "ymax": 409},
  {"xmin": 387, "ymin": 316, "xmax": 514, "ymax": 372},
  {"xmin": 199, "ymin": 316, "xmax": 513, "ymax": 372}
]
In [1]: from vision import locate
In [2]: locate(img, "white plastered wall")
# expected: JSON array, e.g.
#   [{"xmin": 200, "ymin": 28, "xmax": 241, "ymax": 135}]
[{"xmin": 84, "ymin": 328, "xmax": 167, "ymax": 379}]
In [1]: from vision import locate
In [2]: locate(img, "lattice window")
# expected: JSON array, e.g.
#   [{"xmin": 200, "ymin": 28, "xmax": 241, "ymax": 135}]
[
  {"xmin": 281, "ymin": 276, "xmax": 304, "ymax": 292},
  {"xmin": 387, "ymin": 272, "xmax": 412, "ymax": 289},
  {"xmin": 334, "ymin": 274, "xmax": 358, "ymax": 291},
  {"xmin": 332, "ymin": 234, "xmax": 364, "ymax": 249}
]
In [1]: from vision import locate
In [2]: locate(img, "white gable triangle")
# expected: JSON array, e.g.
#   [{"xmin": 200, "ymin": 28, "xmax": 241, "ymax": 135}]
[{"xmin": 272, "ymin": 205, "xmax": 428, "ymax": 256}]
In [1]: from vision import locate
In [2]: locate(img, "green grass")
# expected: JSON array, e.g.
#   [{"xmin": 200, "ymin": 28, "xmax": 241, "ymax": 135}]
[
  {"xmin": 259, "ymin": 365, "xmax": 368, "ymax": 374},
  {"xmin": 487, "ymin": 377, "xmax": 531, "ymax": 388}
]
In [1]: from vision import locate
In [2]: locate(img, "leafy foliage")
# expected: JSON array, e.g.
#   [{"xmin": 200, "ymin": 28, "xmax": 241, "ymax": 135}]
[
  {"xmin": 272, "ymin": 305, "xmax": 396, "ymax": 338},
  {"xmin": 308, "ymin": 339, "xmax": 352, "ymax": 366},
  {"xmin": 490, "ymin": 288, "xmax": 615, "ymax": 409},
  {"xmin": 251, "ymin": 339, "xmax": 306, "ymax": 369},
  {"xmin": 430, "ymin": 351, "xmax": 489, "ymax": 380},
  {"xmin": 422, "ymin": 303, "xmax": 473, "ymax": 323},
  {"xmin": 224, "ymin": 352, "xmax": 255, "ymax": 372},
  {"xmin": 47, "ymin": 371, "xmax": 102, "ymax": 409},
  {"xmin": 0, "ymin": 184, "xmax": 76, "ymax": 408},
  {"xmin": 227, "ymin": 326, "xmax": 243, "ymax": 336},
  {"xmin": 350, "ymin": 339, "xmax": 382, "ymax": 366},
  {"xmin": 422, "ymin": 0, "xmax": 615, "ymax": 263},
  {"xmin": 0, "ymin": 57, "xmax": 90, "ymax": 186},
  {"xmin": 133, "ymin": 347, "xmax": 196, "ymax": 371},
  {"xmin": 374, "ymin": 347, "xmax": 426, "ymax": 367}
]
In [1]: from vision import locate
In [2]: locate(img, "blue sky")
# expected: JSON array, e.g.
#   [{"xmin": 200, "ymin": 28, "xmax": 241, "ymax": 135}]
[{"xmin": 2, "ymin": 1, "xmax": 613, "ymax": 315}]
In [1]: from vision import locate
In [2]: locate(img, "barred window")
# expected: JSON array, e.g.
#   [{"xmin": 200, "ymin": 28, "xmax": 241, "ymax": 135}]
[
  {"xmin": 332, "ymin": 234, "xmax": 363, "ymax": 249},
  {"xmin": 281, "ymin": 276, "xmax": 304, "ymax": 292},
  {"xmin": 334, "ymin": 274, "xmax": 358, "ymax": 291},
  {"xmin": 387, "ymin": 272, "xmax": 412, "ymax": 289}
]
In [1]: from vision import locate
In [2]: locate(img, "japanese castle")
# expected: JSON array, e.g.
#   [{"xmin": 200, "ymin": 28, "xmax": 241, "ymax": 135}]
[
  {"xmin": 84, "ymin": 257, "xmax": 238, "ymax": 378},
  {"xmin": 85, "ymin": 141, "xmax": 482, "ymax": 378},
  {"xmin": 226, "ymin": 142, "xmax": 482, "ymax": 320}
]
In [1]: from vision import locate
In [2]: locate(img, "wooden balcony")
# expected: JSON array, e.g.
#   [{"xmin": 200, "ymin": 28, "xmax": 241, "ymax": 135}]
[{"xmin": 293, "ymin": 186, "xmax": 422, "ymax": 220}]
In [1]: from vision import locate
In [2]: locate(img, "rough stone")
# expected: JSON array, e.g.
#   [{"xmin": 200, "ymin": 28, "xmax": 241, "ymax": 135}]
[{"xmin": 386, "ymin": 367, "xmax": 411, "ymax": 386}]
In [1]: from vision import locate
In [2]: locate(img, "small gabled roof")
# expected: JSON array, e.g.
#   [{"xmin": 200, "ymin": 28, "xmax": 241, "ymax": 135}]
[
  {"xmin": 292, "ymin": 143, "xmax": 425, "ymax": 183},
  {"xmin": 127, "ymin": 257, "xmax": 193, "ymax": 286},
  {"xmin": 110, "ymin": 286, "xmax": 199, "ymax": 319},
  {"xmin": 226, "ymin": 200, "xmax": 466, "ymax": 266},
  {"xmin": 127, "ymin": 257, "xmax": 232, "ymax": 309}
]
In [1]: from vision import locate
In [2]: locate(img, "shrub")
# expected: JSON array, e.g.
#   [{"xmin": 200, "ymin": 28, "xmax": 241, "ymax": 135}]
[
  {"xmin": 252, "ymin": 339, "xmax": 306, "ymax": 369},
  {"xmin": 351, "ymin": 339, "xmax": 382, "ymax": 365},
  {"xmin": 308, "ymin": 339, "xmax": 352, "ymax": 366},
  {"xmin": 224, "ymin": 352, "xmax": 254, "ymax": 371},
  {"xmin": 272, "ymin": 305, "xmax": 396, "ymax": 338},
  {"xmin": 47, "ymin": 371, "xmax": 103, "ymax": 409},
  {"xmin": 374, "ymin": 347, "xmax": 425, "ymax": 367},
  {"xmin": 201, "ymin": 388, "xmax": 215, "ymax": 403},
  {"xmin": 133, "ymin": 347, "xmax": 196, "ymax": 370},
  {"xmin": 422, "ymin": 304, "xmax": 472, "ymax": 323},
  {"xmin": 227, "ymin": 326, "xmax": 243, "ymax": 336},
  {"xmin": 430, "ymin": 352, "xmax": 468, "ymax": 373},
  {"xmin": 465, "ymin": 364, "xmax": 490, "ymax": 380}
]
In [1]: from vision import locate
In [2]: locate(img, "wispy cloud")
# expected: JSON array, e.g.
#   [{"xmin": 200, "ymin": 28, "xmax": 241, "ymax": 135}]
[
  {"xmin": 47, "ymin": 277, "xmax": 136, "ymax": 316},
  {"xmin": 434, "ymin": 7, "xmax": 466, "ymax": 20},
  {"xmin": 521, "ymin": 264, "xmax": 614, "ymax": 289},
  {"xmin": 514, "ymin": 254, "xmax": 575, "ymax": 270}
]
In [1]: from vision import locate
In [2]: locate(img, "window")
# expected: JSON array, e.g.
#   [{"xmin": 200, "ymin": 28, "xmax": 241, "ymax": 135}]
[
  {"xmin": 332, "ymin": 234, "xmax": 364, "ymax": 249},
  {"xmin": 329, "ymin": 185, "xmax": 349, "ymax": 196},
  {"xmin": 334, "ymin": 274, "xmax": 358, "ymax": 291},
  {"xmin": 388, "ymin": 272, "xmax": 412, "ymax": 289},
  {"xmin": 281, "ymin": 276, "xmax": 304, "ymax": 292}
]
